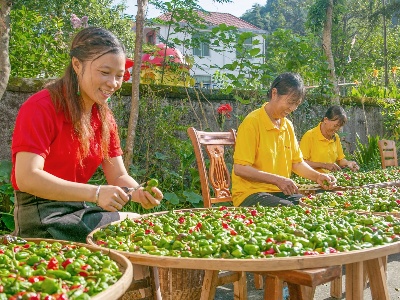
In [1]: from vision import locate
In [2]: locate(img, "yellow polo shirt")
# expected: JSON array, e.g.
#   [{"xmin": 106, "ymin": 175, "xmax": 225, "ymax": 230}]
[
  {"xmin": 232, "ymin": 102, "xmax": 303, "ymax": 206},
  {"xmin": 299, "ymin": 122, "xmax": 345, "ymax": 173}
]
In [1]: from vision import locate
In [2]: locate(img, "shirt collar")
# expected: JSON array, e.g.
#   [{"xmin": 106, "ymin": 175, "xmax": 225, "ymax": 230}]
[
  {"xmin": 317, "ymin": 122, "xmax": 334, "ymax": 142},
  {"xmin": 262, "ymin": 102, "xmax": 288, "ymax": 131}
]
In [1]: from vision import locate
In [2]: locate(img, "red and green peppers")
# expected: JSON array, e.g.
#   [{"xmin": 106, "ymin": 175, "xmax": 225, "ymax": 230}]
[
  {"xmin": 93, "ymin": 205, "xmax": 400, "ymax": 259},
  {"xmin": 0, "ymin": 238, "xmax": 122, "ymax": 299}
]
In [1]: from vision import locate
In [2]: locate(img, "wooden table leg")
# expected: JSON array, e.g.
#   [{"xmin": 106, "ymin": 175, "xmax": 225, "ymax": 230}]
[
  {"xmin": 365, "ymin": 257, "xmax": 389, "ymax": 300},
  {"xmin": 200, "ymin": 270, "xmax": 220, "ymax": 300},
  {"xmin": 330, "ymin": 269, "xmax": 343, "ymax": 298},
  {"xmin": 263, "ymin": 275, "xmax": 283, "ymax": 300},
  {"xmin": 233, "ymin": 271, "xmax": 248, "ymax": 300},
  {"xmin": 254, "ymin": 273, "xmax": 264, "ymax": 289},
  {"xmin": 346, "ymin": 262, "xmax": 364, "ymax": 300},
  {"xmin": 152, "ymin": 267, "xmax": 162, "ymax": 300}
]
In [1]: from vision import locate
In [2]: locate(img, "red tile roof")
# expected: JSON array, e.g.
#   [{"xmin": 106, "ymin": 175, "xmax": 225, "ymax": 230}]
[{"xmin": 156, "ymin": 11, "xmax": 261, "ymax": 30}]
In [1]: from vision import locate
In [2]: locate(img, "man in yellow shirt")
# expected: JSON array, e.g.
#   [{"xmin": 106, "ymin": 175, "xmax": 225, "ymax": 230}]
[
  {"xmin": 300, "ymin": 105, "xmax": 359, "ymax": 173},
  {"xmin": 232, "ymin": 73, "xmax": 336, "ymax": 207}
]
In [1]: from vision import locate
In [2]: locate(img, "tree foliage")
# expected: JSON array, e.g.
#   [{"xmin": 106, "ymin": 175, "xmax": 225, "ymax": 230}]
[
  {"xmin": 240, "ymin": 0, "xmax": 400, "ymax": 92},
  {"xmin": 10, "ymin": 0, "xmax": 135, "ymax": 78},
  {"xmin": 241, "ymin": 0, "xmax": 314, "ymax": 34},
  {"xmin": 0, "ymin": 0, "xmax": 12, "ymax": 100}
]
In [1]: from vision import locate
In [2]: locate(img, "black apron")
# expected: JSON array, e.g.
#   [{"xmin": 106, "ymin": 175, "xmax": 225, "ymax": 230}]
[{"xmin": 13, "ymin": 191, "xmax": 120, "ymax": 243}]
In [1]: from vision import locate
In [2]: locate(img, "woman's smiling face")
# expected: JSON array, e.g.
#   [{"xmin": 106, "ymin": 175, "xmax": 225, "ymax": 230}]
[
  {"xmin": 73, "ymin": 52, "xmax": 125, "ymax": 110},
  {"xmin": 323, "ymin": 117, "xmax": 343, "ymax": 136},
  {"xmin": 270, "ymin": 88, "xmax": 301, "ymax": 119}
]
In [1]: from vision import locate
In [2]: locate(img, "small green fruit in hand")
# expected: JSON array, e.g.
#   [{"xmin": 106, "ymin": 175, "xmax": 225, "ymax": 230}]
[
  {"xmin": 323, "ymin": 180, "xmax": 329, "ymax": 187},
  {"xmin": 145, "ymin": 179, "xmax": 159, "ymax": 196}
]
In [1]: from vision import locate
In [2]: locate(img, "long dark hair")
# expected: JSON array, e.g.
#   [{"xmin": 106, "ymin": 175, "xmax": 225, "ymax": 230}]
[
  {"xmin": 267, "ymin": 72, "xmax": 306, "ymax": 103},
  {"xmin": 322, "ymin": 105, "xmax": 347, "ymax": 126},
  {"xmin": 45, "ymin": 27, "xmax": 126, "ymax": 161}
]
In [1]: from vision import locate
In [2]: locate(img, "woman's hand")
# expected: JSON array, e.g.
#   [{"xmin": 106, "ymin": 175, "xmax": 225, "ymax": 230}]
[
  {"xmin": 95, "ymin": 185, "xmax": 163, "ymax": 211},
  {"xmin": 95, "ymin": 185, "xmax": 132, "ymax": 212},
  {"xmin": 130, "ymin": 187, "xmax": 163, "ymax": 209},
  {"xmin": 347, "ymin": 161, "xmax": 360, "ymax": 171},
  {"xmin": 322, "ymin": 162, "xmax": 341, "ymax": 172},
  {"xmin": 275, "ymin": 176, "xmax": 299, "ymax": 195},
  {"xmin": 316, "ymin": 173, "xmax": 337, "ymax": 190}
]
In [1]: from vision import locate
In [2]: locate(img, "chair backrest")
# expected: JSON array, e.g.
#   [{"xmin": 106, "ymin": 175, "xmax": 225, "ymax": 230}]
[
  {"xmin": 378, "ymin": 139, "xmax": 398, "ymax": 169},
  {"xmin": 187, "ymin": 127, "xmax": 236, "ymax": 208}
]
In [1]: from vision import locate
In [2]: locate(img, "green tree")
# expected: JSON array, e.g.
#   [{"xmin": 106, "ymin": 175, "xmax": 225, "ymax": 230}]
[
  {"xmin": 333, "ymin": 0, "xmax": 400, "ymax": 83},
  {"xmin": 0, "ymin": 0, "xmax": 12, "ymax": 100},
  {"xmin": 241, "ymin": 0, "xmax": 313, "ymax": 35},
  {"xmin": 124, "ymin": 0, "xmax": 148, "ymax": 168},
  {"xmin": 9, "ymin": 7, "xmax": 67, "ymax": 78},
  {"xmin": 10, "ymin": 0, "xmax": 135, "ymax": 78},
  {"xmin": 307, "ymin": 0, "xmax": 343, "ymax": 103},
  {"xmin": 265, "ymin": 29, "xmax": 330, "ymax": 87},
  {"xmin": 240, "ymin": 4, "xmax": 265, "ymax": 29}
]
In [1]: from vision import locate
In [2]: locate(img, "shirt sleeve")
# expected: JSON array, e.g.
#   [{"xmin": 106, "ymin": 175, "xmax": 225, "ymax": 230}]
[
  {"xmin": 299, "ymin": 130, "xmax": 312, "ymax": 160},
  {"xmin": 233, "ymin": 116, "xmax": 258, "ymax": 166},
  {"xmin": 336, "ymin": 135, "xmax": 346, "ymax": 161},
  {"xmin": 12, "ymin": 97, "xmax": 57, "ymax": 159}
]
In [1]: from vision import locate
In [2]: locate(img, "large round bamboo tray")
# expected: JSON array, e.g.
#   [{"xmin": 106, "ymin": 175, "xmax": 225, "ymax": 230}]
[
  {"xmin": 87, "ymin": 221, "xmax": 204, "ymax": 300},
  {"xmin": 155, "ymin": 267, "xmax": 204, "ymax": 300},
  {"xmin": 299, "ymin": 184, "xmax": 400, "ymax": 218},
  {"xmin": 86, "ymin": 210, "xmax": 400, "ymax": 272},
  {"xmin": 87, "ymin": 208, "xmax": 400, "ymax": 300},
  {"xmin": 299, "ymin": 198, "xmax": 400, "ymax": 218},
  {"xmin": 23, "ymin": 238, "xmax": 133, "ymax": 300},
  {"xmin": 333, "ymin": 181, "xmax": 400, "ymax": 191},
  {"xmin": 296, "ymin": 181, "xmax": 400, "ymax": 195}
]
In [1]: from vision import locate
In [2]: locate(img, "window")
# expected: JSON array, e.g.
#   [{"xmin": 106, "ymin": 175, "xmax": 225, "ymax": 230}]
[
  {"xmin": 194, "ymin": 75, "xmax": 212, "ymax": 88},
  {"xmin": 146, "ymin": 31, "xmax": 156, "ymax": 45},
  {"xmin": 192, "ymin": 34, "xmax": 210, "ymax": 57}
]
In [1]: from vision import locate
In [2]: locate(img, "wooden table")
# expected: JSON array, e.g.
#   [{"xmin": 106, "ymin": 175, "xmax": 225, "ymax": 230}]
[
  {"xmin": 87, "ymin": 205, "xmax": 400, "ymax": 300},
  {"xmin": 87, "ymin": 234, "xmax": 400, "ymax": 300}
]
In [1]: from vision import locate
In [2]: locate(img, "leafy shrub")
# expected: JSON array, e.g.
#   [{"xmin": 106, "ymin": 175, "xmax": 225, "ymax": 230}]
[
  {"xmin": 0, "ymin": 161, "xmax": 14, "ymax": 234},
  {"xmin": 351, "ymin": 134, "xmax": 381, "ymax": 171}
]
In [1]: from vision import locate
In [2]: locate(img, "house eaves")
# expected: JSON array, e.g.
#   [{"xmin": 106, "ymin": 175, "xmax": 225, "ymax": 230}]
[{"xmin": 154, "ymin": 11, "xmax": 267, "ymax": 34}]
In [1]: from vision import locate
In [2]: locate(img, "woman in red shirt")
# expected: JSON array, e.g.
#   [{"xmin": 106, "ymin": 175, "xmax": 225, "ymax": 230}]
[{"xmin": 11, "ymin": 27, "xmax": 163, "ymax": 242}]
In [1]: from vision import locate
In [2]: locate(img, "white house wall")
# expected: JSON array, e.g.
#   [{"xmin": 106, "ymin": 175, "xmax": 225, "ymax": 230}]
[{"xmin": 152, "ymin": 25, "xmax": 265, "ymax": 87}]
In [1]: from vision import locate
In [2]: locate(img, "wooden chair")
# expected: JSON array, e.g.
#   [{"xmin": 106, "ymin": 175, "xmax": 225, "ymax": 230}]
[
  {"xmin": 378, "ymin": 139, "xmax": 398, "ymax": 169},
  {"xmin": 187, "ymin": 126, "xmax": 248, "ymax": 299},
  {"xmin": 187, "ymin": 126, "xmax": 342, "ymax": 300}
]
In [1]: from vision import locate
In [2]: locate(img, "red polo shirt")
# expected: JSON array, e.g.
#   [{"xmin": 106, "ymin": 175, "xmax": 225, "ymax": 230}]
[{"xmin": 11, "ymin": 89, "xmax": 123, "ymax": 190}]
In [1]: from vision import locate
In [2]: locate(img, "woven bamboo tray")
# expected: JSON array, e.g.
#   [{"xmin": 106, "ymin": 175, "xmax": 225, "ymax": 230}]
[
  {"xmin": 299, "ymin": 198, "xmax": 400, "ymax": 218},
  {"xmin": 119, "ymin": 264, "xmax": 154, "ymax": 300},
  {"xmin": 87, "ymin": 222, "xmax": 205, "ymax": 300},
  {"xmin": 156, "ymin": 267, "xmax": 204, "ymax": 300},
  {"xmin": 87, "ymin": 224, "xmax": 400, "ymax": 272},
  {"xmin": 20, "ymin": 238, "xmax": 133, "ymax": 300},
  {"xmin": 333, "ymin": 181, "xmax": 400, "ymax": 191}
]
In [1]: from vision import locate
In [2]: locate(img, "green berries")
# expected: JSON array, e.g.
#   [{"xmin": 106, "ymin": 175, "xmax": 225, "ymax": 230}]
[{"xmin": 144, "ymin": 178, "xmax": 159, "ymax": 196}]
